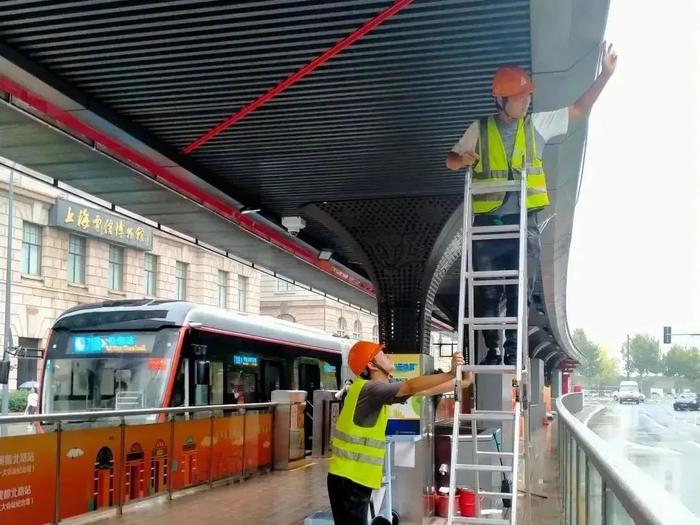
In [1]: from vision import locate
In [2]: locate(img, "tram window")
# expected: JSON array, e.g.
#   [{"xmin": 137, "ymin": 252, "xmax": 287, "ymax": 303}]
[
  {"xmin": 210, "ymin": 361, "xmax": 224, "ymax": 405},
  {"xmin": 320, "ymin": 362, "xmax": 338, "ymax": 390},
  {"xmin": 226, "ymin": 356, "xmax": 260, "ymax": 404}
]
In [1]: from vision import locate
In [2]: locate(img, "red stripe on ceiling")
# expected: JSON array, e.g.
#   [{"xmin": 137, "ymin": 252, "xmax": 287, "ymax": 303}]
[
  {"xmin": 182, "ymin": 0, "xmax": 415, "ymax": 155},
  {"xmin": 0, "ymin": 75, "xmax": 375, "ymax": 297}
]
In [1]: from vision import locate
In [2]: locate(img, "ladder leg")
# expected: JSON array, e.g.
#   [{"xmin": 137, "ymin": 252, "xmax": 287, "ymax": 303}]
[{"xmin": 449, "ymin": 166, "xmax": 473, "ymax": 525}]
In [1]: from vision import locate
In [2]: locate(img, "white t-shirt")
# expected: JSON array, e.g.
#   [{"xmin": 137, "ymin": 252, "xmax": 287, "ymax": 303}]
[
  {"xmin": 451, "ymin": 108, "xmax": 569, "ymax": 214},
  {"xmin": 27, "ymin": 392, "xmax": 39, "ymax": 407}
]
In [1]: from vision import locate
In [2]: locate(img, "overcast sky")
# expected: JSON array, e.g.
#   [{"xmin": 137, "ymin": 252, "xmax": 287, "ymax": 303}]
[{"xmin": 567, "ymin": 0, "xmax": 700, "ymax": 357}]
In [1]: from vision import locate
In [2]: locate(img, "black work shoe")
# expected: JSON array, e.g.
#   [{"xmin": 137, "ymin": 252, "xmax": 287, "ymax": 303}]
[
  {"xmin": 503, "ymin": 352, "xmax": 516, "ymax": 366},
  {"xmin": 480, "ymin": 349, "xmax": 502, "ymax": 365}
]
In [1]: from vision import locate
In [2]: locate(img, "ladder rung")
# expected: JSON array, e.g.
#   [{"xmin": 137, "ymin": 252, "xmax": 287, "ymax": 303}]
[
  {"xmin": 468, "ymin": 316, "xmax": 518, "ymax": 324},
  {"xmin": 471, "ymin": 278, "xmax": 519, "ymax": 286},
  {"xmin": 459, "ymin": 411, "xmax": 515, "ymax": 422},
  {"xmin": 455, "ymin": 464, "xmax": 512, "ymax": 473},
  {"xmin": 451, "ymin": 516, "xmax": 510, "ymax": 524},
  {"xmin": 469, "ymin": 270, "xmax": 519, "ymax": 279},
  {"xmin": 471, "ymin": 224, "xmax": 520, "ymax": 234},
  {"xmin": 470, "ymin": 324, "xmax": 518, "ymax": 331},
  {"xmin": 472, "ymin": 233, "xmax": 521, "ymax": 241},
  {"xmin": 471, "ymin": 181, "xmax": 522, "ymax": 195},
  {"xmin": 476, "ymin": 451, "xmax": 515, "ymax": 458},
  {"xmin": 460, "ymin": 365, "xmax": 516, "ymax": 374},
  {"xmin": 474, "ymin": 323, "xmax": 518, "ymax": 330},
  {"xmin": 478, "ymin": 490, "xmax": 514, "ymax": 498}
]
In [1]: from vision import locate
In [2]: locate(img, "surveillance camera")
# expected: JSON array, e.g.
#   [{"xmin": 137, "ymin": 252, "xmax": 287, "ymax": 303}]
[{"xmin": 281, "ymin": 216, "xmax": 306, "ymax": 236}]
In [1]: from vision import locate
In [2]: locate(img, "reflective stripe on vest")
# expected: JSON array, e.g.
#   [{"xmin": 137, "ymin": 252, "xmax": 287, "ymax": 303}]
[
  {"xmin": 473, "ymin": 116, "xmax": 549, "ymax": 214},
  {"xmin": 332, "ymin": 428, "xmax": 386, "ymax": 450},
  {"xmin": 332, "ymin": 446, "xmax": 384, "ymax": 466},
  {"xmin": 328, "ymin": 379, "xmax": 388, "ymax": 489}
]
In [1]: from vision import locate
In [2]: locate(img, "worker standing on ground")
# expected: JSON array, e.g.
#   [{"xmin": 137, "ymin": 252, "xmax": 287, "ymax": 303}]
[
  {"xmin": 327, "ymin": 341, "xmax": 470, "ymax": 525},
  {"xmin": 445, "ymin": 43, "xmax": 618, "ymax": 366}
]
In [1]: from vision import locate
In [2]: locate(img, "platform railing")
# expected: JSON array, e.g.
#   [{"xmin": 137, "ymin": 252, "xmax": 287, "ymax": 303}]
[
  {"xmin": 556, "ymin": 393, "xmax": 697, "ymax": 525},
  {"xmin": 0, "ymin": 402, "xmax": 277, "ymax": 524}
]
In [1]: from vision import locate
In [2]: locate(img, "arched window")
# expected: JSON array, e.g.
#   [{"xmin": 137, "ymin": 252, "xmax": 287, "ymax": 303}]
[
  {"xmin": 337, "ymin": 317, "xmax": 347, "ymax": 337},
  {"xmin": 372, "ymin": 325, "xmax": 379, "ymax": 342},
  {"xmin": 277, "ymin": 314, "xmax": 296, "ymax": 323},
  {"xmin": 352, "ymin": 320, "xmax": 362, "ymax": 340}
]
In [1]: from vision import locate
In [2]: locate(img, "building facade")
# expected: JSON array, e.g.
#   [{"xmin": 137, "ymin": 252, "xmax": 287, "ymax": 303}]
[{"xmin": 0, "ymin": 168, "xmax": 261, "ymax": 390}]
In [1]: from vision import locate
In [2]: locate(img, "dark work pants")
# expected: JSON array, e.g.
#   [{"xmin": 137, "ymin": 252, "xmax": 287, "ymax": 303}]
[
  {"xmin": 473, "ymin": 214, "xmax": 541, "ymax": 354},
  {"xmin": 327, "ymin": 473, "xmax": 372, "ymax": 525}
]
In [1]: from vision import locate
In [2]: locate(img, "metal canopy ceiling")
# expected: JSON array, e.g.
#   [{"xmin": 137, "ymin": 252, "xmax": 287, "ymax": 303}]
[
  {"xmin": 0, "ymin": 0, "xmax": 611, "ymax": 364},
  {"xmin": 0, "ymin": 1, "xmax": 530, "ymax": 238}
]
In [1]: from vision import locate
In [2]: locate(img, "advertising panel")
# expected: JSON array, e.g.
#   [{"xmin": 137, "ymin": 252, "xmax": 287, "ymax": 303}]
[{"xmin": 0, "ymin": 433, "xmax": 57, "ymax": 524}]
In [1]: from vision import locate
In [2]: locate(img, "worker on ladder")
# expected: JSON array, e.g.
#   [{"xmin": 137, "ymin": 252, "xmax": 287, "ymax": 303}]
[
  {"xmin": 327, "ymin": 340, "xmax": 471, "ymax": 525},
  {"xmin": 445, "ymin": 43, "xmax": 617, "ymax": 366}
]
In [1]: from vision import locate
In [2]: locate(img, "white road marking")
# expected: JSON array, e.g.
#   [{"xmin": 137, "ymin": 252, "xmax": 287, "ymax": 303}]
[{"xmin": 583, "ymin": 405, "xmax": 607, "ymax": 427}]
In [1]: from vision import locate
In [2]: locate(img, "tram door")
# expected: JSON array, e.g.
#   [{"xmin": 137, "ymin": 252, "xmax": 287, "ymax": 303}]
[
  {"xmin": 261, "ymin": 360, "xmax": 284, "ymax": 401},
  {"xmin": 298, "ymin": 362, "xmax": 320, "ymax": 453}
]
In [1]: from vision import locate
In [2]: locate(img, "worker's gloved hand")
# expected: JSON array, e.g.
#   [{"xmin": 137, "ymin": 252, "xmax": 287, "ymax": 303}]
[
  {"xmin": 460, "ymin": 151, "xmax": 479, "ymax": 167},
  {"xmin": 450, "ymin": 352, "xmax": 465, "ymax": 372}
]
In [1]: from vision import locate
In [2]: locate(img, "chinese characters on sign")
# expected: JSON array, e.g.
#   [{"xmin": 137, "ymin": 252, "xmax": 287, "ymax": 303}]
[
  {"xmin": 0, "ymin": 452, "xmax": 35, "ymax": 514},
  {"xmin": 50, "ymin": 198, "xmax": 153, "ymax": 250}
]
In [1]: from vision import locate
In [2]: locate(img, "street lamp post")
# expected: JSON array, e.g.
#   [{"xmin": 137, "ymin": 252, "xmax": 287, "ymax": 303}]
[{"xmin": 2, "ymin": 168, "xmax": 14, "ymax": 418}]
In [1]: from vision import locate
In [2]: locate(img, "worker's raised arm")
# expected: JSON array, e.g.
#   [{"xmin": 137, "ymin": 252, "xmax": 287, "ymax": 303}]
[
  {"xmin": 413, "ymin": 378, "xmax": 464, "ymax": 396},
  {"xmin": 396, "ymin": 353, "xmax": 470, "ymax": 397},
  {"xmin": 569, "ymin": 42, "xmax": 617, "ymax": 123}
]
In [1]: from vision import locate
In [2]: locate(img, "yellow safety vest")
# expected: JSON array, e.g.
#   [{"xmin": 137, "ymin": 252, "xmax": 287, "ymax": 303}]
[
  {"xmin": 473, "ymin": 116, "xmax": 549, "ymax": 214},
  {"xmin": 328, "ymin": 379, "xmax": 388, "ymax": 489}
]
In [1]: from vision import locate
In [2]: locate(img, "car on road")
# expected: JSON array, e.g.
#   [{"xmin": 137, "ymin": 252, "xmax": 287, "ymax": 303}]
[
  {"xmin": 618, "ymin": 381, "xmax": 643, "ymax": 404},
  {"xmin": 673, "ymin": 393, "xmax": 698, "ymax": 411}
]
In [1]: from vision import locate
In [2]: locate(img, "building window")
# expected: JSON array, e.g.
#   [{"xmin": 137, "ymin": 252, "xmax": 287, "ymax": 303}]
[
  {"xmin": 352, "ymin": 320, "xmax": 362, "ymax": 340},
  {"xmin": 144, "ymin": 253, "xmax": 158, "ymax": 297},
  {"xmin": 67, "ymin": 235, "xmax": 86, "ymax": 284},
  {"xmin": 108, "ymin": 245, "xmax": 124, "ymax": 291},
  {"xmin": 237, "ymin": 275, "xmax": 248, "ymax": 312},
  {"xmin": 278, "ymin": 314, "xmax": 296, "ymax": 323},
  {"xmin": 217, "ymin": 270, "xmax": 229, "ymax": 308},
  {"xmin": 21, "ymin": 222, "xmax": 42, "ymax": 276},
  {"xmin": 176, "ymin": 261, "xmax": 187, "ymax": 300},
  {"xmin": 337, "ymin": 317, "xmax": 347, "ymax": 338},
  {"xmin": 17, "ymin": 338, "xmax": 40, "ymax": 387},
  {"xmin": 276, "ymin": 278, "xmax": 294, "ymax": 292},
  {"xmin": 372, "ymin": 325, "xmax": 379, "ymax": 342}
]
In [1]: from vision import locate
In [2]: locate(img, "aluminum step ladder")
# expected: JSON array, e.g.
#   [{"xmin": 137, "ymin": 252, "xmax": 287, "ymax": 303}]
[{"xmin": 446, "ymin": 165, "xmax": 532, "ymax": 525}]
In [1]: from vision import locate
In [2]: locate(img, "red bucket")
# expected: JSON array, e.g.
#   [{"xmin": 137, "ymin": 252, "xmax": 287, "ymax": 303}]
[
  {"xmin": 435, "ymin": 493, "xmax": 460, "ymax": 518},
  {"xmin": 458, "ymin": 488, "xmax": 476, "ymax": 517}
]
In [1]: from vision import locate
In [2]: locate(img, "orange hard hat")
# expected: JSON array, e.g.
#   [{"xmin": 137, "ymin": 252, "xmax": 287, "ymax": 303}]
[
  {"xmin": 492, "ymin": 65, "xmax": 535, "ymax": 98},
  {"xmin": 348, "ymin": 341, "xmax": 384, "ymax": 376}
]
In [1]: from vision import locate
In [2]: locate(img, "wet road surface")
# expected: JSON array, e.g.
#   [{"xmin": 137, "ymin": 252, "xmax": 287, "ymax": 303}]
[{"xmin": 589, "ymin": 400, "xmax": 700, "ymax": 517}]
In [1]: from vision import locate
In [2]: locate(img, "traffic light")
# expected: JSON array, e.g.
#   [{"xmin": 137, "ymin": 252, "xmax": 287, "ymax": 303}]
[{"xmin": 663, "ymin": 326, "xmax": 672, "ymax": 345}]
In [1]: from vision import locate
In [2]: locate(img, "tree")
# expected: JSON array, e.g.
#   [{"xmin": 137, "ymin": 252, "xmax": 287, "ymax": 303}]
[
  {"xmin": 662, "ymin": 346, "xmax": 700, "ymax": 389},
  {"xmin": 572, "ymin": 328, "xmax": 601, "ymax": 379},
  {"xmin": 596, "ymin": 352, "xmax": 621, "ymax": 388},
  {"xmin": 629, "ymin": 334, "xmax": 662, "ymax": 382}
]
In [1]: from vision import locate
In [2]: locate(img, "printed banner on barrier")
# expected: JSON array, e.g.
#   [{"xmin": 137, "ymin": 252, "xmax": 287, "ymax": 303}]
[
  {"xmin": 0, "ymin": 432, "xmax": 57, "ymax": 524},
  {"xmin": 59, "ymin": 426, "xmax": 122, "ymax": 520}
]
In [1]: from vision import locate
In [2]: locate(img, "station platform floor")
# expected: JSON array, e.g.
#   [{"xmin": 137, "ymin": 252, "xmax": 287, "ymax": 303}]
[{"xmin": 82, "ymin": 424, "xmax": 562, "ymax": 525}]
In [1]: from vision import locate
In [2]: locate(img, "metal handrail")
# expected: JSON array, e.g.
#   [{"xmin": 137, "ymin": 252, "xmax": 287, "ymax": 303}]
[
  {"xmin": 0, "ymin": 402, "xmax": 277, "ymax": 425},
  {"xmin": 556, "ymin": 394, "xmax": 698, "ymax": 525}
]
